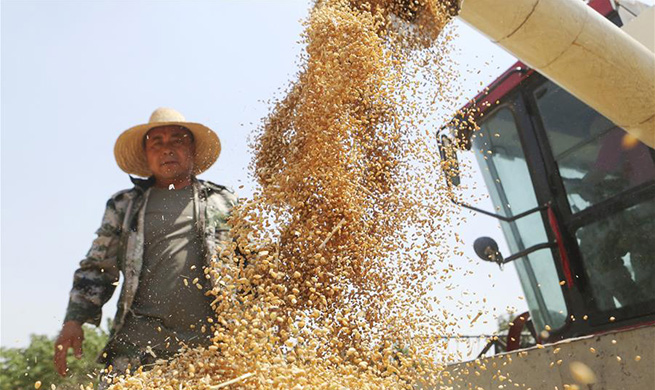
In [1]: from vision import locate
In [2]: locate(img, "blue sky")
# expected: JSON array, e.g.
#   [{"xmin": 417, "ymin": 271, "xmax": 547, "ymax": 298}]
[{"xmin": 1, "ymin": 0, "xmax": 532, "ymax": 354}]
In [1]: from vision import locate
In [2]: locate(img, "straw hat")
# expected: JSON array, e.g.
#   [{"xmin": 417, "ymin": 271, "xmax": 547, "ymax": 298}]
[{"xmin": 114, "ymin": 108, "xmax": 221, "ymax": 177}]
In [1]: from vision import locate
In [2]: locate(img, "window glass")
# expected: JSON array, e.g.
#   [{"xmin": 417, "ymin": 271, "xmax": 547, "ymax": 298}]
[
  {"xmin": 534, "ymin": 80, "xmax": 655, "ymax": 316},
  {"xmin": 575, "ymin": 199, "xmax": 655, "ymax": 311},
  {"xmin": 472, "ymin": 107, "xmax": 567, "ymax": 333},
  {"xmin": 534, "ymin": 82, "xmax": 655, "ymax": 213}
]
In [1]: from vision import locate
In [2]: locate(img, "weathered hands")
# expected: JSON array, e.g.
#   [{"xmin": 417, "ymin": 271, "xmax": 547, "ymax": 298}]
[{"xmin": 54, "ymin": 321, "xmax": 84, "ymax": 376}]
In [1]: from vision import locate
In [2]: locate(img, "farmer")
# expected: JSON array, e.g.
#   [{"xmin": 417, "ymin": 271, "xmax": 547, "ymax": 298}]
[{"xmin": 54, "ymin": 108, "xmax": 237, "ymax": 386}]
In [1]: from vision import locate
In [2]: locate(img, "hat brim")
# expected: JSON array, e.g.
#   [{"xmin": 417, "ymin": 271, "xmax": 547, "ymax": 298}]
[{"xmin": 114, "ymin": 121, "xmax": 221, "ymax": 178}]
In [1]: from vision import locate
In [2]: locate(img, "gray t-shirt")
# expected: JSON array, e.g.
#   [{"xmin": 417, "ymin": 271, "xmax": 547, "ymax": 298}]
[{"xmin": 115, "ymin": 186, "xmax": 215, "ymax": 353}]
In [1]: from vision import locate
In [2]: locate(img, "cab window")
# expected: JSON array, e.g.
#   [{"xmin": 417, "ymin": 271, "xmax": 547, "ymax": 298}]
[
  {"xmin": 471, "ymin": 106, "xmax": 568, "ymax": 333},
  {"xmin": 534, "ymin": 81, "xmax": 655, "ymax": 314}
]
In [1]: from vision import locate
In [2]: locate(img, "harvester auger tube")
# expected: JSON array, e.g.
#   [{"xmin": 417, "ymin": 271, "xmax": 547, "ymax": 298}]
[{"xmin": 457, "ymin": 0, "xmax": 655, "ymax": 147}]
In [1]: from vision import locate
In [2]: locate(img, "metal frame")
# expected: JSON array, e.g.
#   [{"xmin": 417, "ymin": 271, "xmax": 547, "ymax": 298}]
[{"xmin": 449, "ymin": 198, "xmax": 548, "ymax": 223}]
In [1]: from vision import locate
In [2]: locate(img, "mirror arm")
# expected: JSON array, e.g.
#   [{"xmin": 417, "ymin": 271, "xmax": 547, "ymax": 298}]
[
  {"xmin": 502, "ymin": 242, "xmax": 556, "ymax": 264},
  {"xmin": 449, "ymin": 197, "xmax": 549, "ymax": 223}
]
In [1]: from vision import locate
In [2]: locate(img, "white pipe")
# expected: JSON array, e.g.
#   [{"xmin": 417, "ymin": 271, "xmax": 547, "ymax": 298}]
[{"xmin": 458, "ymin": 0, "xmax": 655, "ymax": 148}]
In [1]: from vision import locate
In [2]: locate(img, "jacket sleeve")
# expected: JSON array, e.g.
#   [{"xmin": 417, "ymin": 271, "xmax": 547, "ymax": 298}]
[{"xmin": 64, "ymin": 196, "xmax": 123, "ymax": 326}]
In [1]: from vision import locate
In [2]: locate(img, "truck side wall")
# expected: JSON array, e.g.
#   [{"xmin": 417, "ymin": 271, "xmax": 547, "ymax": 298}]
[{"xmin": 439, "ymin": 325, "xmax": 654, "ymax": 389}]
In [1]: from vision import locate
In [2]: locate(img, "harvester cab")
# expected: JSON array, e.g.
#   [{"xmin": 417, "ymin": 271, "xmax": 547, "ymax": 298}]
[{"xmin": 440, "ymin": 0, "xmax": 655, "ymax": 350}]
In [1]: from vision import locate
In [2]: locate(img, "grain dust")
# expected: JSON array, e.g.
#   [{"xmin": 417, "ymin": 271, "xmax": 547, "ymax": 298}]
[{"xmin": 104, "ymin": 1, "xmax": 467, "ymax": 389}]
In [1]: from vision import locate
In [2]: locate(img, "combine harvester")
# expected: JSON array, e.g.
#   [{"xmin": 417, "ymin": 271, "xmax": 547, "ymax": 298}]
[{"xmin": 438, "ymin": 0, "xmax": 654, "ymax": 388}]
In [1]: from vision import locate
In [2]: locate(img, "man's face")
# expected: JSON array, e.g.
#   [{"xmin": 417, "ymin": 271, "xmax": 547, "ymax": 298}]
[{"xmin": 144, "ymin": 125, "xmax": 195, "ymax": 183}]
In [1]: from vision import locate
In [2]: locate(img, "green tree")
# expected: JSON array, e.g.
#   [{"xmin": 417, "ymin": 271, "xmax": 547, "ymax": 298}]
[{"xmin": 0, "ymin": 325, "xmax": 108, "ymax": 390}]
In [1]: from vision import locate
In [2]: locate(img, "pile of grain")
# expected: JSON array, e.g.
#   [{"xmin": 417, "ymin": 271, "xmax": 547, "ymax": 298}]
[{"xmin": 106, "ymin": 1, "xmax": 465, "ymax": 389}]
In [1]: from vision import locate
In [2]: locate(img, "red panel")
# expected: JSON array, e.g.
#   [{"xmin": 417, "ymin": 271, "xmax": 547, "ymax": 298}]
[
  {"xmin": 589, "ymin": 0, "xmax": 615, "ymax": 17},
  {"xmin": 481, "ymin": 64, "xmax": 530, "ymax": 113},
  {"xmin": 547, "ymin": 206, "xmax": 574, "ymax": 289},
  {"xmin": 506, "ymin": 311, "xmax": 531, "ymax": 351},
  {"xmin": 462, "ymin": 61, "xmax": 534, "ymax": 120}
]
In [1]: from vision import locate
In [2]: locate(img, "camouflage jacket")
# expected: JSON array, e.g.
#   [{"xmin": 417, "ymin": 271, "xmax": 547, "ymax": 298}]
[{"xmin": 64, "ymin": 176, "xmax": 237, "ymax": 337}]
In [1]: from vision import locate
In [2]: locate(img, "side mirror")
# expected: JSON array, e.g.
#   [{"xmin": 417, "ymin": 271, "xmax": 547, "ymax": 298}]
[
  {"xmin": 473, "ymin": 236, "xmax": 504, "ymax": 265},
  {"xmin": 438, "ymin": 134, "xmax": 461, "ymax": 187},
  {"xmin": 473, "ymin": 236, "xmax": 556, "ymax": 268}
]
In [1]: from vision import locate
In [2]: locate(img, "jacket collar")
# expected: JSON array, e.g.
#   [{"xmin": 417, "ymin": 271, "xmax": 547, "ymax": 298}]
[{"xmin": 129, "ymin": 175, "xmax": 156, "ymax": 191}]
